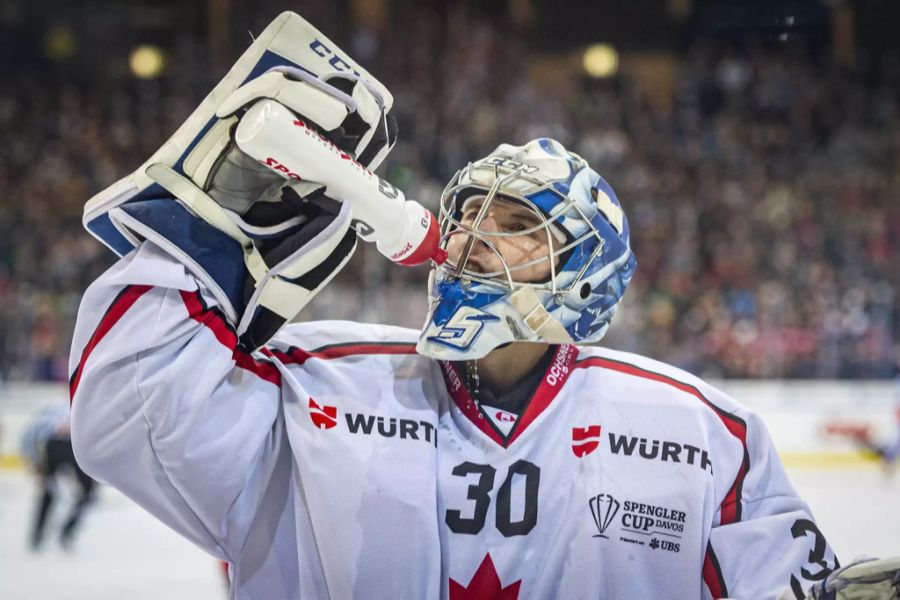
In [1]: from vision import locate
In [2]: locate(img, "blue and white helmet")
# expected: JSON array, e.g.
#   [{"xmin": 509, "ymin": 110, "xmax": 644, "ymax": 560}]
[{"xmin": 416, "ymin": 138, "xmax": 637, "ymax": 360}]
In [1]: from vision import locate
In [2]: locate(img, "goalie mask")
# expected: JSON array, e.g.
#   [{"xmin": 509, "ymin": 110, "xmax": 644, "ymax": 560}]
[{"xmin": 416, "ymin": 138, "xmax": 636, "ymax": 360}]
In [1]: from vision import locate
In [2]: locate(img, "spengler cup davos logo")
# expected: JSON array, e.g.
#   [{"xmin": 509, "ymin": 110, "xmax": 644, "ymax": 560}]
[
  {"xmin": 589, "ymin": 490, "xmax": 687, "ymax": 554},
  {"xmin": 589, "ymin": 494, "xmax": 620, "ymax": 538}
]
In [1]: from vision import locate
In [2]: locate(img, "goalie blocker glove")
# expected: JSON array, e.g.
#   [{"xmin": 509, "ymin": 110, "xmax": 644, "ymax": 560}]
[{"xmin": 82, "ymin": 12, "xmax": 399, "ymax": 349}]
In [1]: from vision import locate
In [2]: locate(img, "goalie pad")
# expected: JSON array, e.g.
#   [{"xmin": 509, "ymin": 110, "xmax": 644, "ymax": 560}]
[{"xmin": 82, "ymin": 11, "xmax": 394, "ymax": 339}]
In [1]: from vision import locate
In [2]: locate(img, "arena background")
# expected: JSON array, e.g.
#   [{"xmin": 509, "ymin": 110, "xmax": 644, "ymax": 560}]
[{"xmin": 0, "ymin": 0, "xmax": 898, "ymax": 598}]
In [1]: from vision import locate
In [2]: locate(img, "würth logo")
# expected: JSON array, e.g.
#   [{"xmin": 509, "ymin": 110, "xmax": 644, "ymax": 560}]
[
  {"xmin": 608, "ymin": 433, "xmax": 713, "ymax": 473},
  {"xmin": 309, "ymin": 398, "xmax": 338, "ymax": 430},
  {"xmin": 572, "ymin": 425, "xmax": 602, "ymax": 457},
  {"xmin": 589, "ymin": 493, "xmax": 620, "ymax": 538},
  {"xmin": 306, "ymin": 398, "xmax": 437, "ymax": 447}
]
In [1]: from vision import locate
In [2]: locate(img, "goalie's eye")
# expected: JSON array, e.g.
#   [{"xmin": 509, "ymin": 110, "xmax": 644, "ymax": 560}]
[
  {"xmin": 460, "ymin": 209, "xmax": 478, "ymax": 225},
  {"xmin": 457, "ymin": 196, "xmax": 542, "ymax": 235}
]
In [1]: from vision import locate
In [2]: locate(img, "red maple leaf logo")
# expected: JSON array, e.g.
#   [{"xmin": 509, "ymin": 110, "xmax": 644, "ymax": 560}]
[{"xmin": 449, "ymin": 553, "xmax": 521, "ymax": 600}]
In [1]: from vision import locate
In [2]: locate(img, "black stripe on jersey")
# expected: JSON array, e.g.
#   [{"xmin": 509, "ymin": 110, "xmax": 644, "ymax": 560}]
[
  {"xmin": 706, "ymin": 541, "xmax": 728, "ymax": 598},
  {"xmin": 574, "ymin": 356, "xmax": 746, "ymax": 427},
  {"xmin": 307, "ymin": 340, "xmax": 420, "ymax": 353},
  {"xmin": 193, "ymin": 288, "xmax": 237, "ymax": 336},
  {"xmin": 268, "ymin": 340, "xmax": 418, "ymax": 367}
]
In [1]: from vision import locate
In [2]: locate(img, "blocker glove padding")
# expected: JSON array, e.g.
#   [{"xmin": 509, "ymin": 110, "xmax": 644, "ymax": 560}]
[{"xmin": 82, "ymin": 12, "xmax": 395, "ymax": 348}]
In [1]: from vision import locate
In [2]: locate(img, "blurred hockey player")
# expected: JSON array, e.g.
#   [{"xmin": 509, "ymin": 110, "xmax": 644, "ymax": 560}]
[
  {"xmin": 825, "ymin": 380, "xmax": 900, "ymax": 479},
  {"xmin": 21, "ymin": 404, "xmax": 96, "ymax": 551},
  {"xmin": 68, "ymin": 12, "xmax": 899, "ymax": 600},
  {"xmin": 863, "ymin": 394, "xmax": 900, "ymax": 478}
]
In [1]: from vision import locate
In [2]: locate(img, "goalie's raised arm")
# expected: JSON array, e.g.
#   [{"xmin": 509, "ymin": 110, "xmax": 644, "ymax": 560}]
[
  {"xmin": 69, "ymin": 242, "xmax": 291, "ymax": 565},
  {"xmin": 69, "ymin": 14, "xmax": 413, "ymax": 596}
]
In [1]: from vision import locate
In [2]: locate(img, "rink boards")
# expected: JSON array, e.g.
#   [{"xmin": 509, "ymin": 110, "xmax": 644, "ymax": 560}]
[{"xmin": 1, "ymin": 381, "xmax": 895, "ymax": 469}]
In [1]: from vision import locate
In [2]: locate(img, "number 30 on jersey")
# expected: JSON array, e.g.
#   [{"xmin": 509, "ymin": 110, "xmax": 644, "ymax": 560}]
[{"xmin": 445, "ymin": 460, "xmax": 540, "ymax": 537}]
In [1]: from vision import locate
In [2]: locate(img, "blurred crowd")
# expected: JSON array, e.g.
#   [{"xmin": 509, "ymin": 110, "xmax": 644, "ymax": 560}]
[{"xmin": 0, "ymin": 3, "xmax": 897, "ymax": 380}]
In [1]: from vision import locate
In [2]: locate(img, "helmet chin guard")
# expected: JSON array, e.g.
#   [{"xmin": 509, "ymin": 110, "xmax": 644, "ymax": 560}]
[{"xmin": 416, "ymin": 138, "xmax": 636, "ymax": 361}]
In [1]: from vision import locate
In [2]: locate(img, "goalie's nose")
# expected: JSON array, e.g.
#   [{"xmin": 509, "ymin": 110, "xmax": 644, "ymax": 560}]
[
  {"xmin": 455, "ymin": 236, "xmax": 501, "ymax": 275},
  {"xmin": 465, "ymin": 254, "xmax": 491, "ymax": 274}
]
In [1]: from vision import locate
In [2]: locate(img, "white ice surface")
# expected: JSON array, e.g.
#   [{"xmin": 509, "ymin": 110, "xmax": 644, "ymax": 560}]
[
  {"xmin": 0, "ymin": 471, "xmax": 224, "ymax": 600},
  {"xmin": 1, "ymin": 466, "xmax": 898, "ymax": 599}
]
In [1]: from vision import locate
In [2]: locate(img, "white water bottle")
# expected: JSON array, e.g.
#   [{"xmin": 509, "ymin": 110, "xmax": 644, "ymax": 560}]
[{"xmin": 234, "ymin": 99, "xmax": 446, "ymax": 266}]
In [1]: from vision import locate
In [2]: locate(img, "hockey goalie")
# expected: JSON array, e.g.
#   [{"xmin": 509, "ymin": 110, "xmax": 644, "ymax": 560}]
[{"xmin": 68, "ymin": 11, "xmax": 900, "ymax": 600}]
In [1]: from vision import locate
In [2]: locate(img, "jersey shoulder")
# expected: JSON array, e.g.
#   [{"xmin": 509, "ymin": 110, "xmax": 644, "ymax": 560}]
[
  {"xmin": 576, "ymin": 345, "xmax": 747, "ymax": 415},
  {"xmin": 270, "ymin": 320, "xmax": 420, "ymax": 352},
  {"xmin": 267, "ymin": 321, "xmax": 433, "ymax": 396}
]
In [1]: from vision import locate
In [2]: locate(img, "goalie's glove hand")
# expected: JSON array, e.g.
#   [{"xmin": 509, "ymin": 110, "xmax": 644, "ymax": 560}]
[{"xmin": 780, "ymin": 557, "xmax": 900, "ymax": 600}]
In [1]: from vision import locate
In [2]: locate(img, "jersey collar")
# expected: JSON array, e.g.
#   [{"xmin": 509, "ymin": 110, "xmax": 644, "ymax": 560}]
[{"xmin": 439, "ymin": 344, "xmax": 579, "ymax": 448}]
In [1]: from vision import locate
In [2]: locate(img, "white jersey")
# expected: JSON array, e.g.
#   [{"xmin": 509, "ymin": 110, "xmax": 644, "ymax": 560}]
[{"xmin": 69, "ymin": 242, "xmax": 838, "ymax": 600}]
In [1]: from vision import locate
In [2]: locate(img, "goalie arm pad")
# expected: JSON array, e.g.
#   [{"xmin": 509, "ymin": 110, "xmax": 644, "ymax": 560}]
[{"xmin": 69, "ymin": 242, "xmax": 296, "ymax": 570}]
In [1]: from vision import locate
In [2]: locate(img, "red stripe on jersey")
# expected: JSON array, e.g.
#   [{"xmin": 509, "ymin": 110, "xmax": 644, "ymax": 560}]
[
  {"xmin": 233, "ymin": 352, "xmax": 282, "ymax": 386},
  {"xmin": 574, "ymin": 356, "xmax": 749, "ymax": 524},
  {"xmin": 179, "ymin": 290, "xmax": 281, "ymax": 387},
  {"xmin": 180, "ymin": 289, "xmax": 237, "ymax": 348},
  {"xmin": 702, "ymin": 542, "xmax": 728, "ymax": 599},
  {"xmin": 70, "ymin": 284, "xmax": 153, "ymax": 403},
  {"xmin": 506, "ymin": 344, "xmax": 578, "ymax": 447},
  {"xmin": 269, "ymin": 342, "xmax": 418, "ymax": 366}
]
